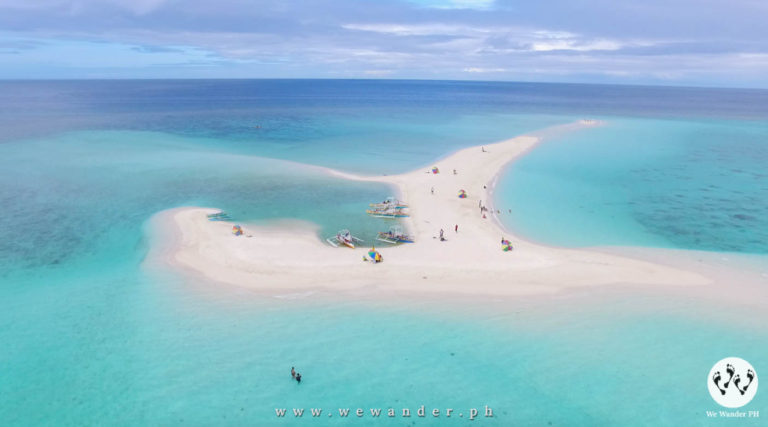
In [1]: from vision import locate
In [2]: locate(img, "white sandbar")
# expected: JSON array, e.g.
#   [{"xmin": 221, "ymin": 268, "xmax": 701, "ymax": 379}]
[{"xmin": 150, "ymin": 121, "xmax": 710, "ymax": 297}]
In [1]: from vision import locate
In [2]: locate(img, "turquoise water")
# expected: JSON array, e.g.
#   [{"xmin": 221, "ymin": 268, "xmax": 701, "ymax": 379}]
[
  {"xmin": 177, "ymin": 112, "xmax": 571, "ymax": 174},
  {"xmin": 2, "ymin": 80, "xmax": 768, "ymax": 425},
  {"xmin": 4, "ymin": 268, "xmax": 766, "ymax": 425},
  {"xmin": 0, "ymin": 130, "xmax": 402, "ymax": 282},
  {"xmin": 497, "ymin": 118, "xmax": 768, "ymax": 253}
]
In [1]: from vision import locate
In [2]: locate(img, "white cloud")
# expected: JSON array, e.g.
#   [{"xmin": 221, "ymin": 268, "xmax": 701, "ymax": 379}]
[
  {"xmin": 531, "ymin": 39, "xmax": 622, "ymax": 52},
  {"xmin": 341, "ymin": 23, "xmax": 479, "ymax": 36},
  {"xmin": 363, "ymin": 69, "xmax": 394, "ymax": 76},
  {"xmin": 343, "ymin": 22, "xmax": 629, "ymax": 53},
  {"xmin": 1, "ymin": 0, "xmax": 766, "ymax": 85}
]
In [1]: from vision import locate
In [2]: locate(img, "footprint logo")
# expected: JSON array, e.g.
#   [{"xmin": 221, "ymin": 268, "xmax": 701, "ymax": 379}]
[
  {"xmin": 708, "ymin": 357, "xmax": 759, "ymax": 408},
  {"xmin": 712, "ymin": 363, "xmax": 736, "ymax": 395},
  {"xmin": 712, "ymin": 371, "xmax": 726, "ymax": 395},
  {"xmin": 734, "ymin": 369, "xmax": 756, "ymax": 396},
  {"xmin": 723, "ymin": 364, "xmax": 735, "ymax": 389}
]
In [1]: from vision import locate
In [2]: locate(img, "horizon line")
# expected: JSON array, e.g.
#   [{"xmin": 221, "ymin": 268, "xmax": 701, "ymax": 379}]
[{"xmin": 1, "ymin": 77, "xmax": 767, "ymax": 92}]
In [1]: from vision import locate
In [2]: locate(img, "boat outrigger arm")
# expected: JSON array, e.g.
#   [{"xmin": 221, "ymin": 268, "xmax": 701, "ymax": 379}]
[
  {"xmin": 366, "ymin": 207, "xmax": 410, "ymax": 218},
  {"xmin": 369, "ymin": 196, "xmax": 408, "ymax": 210},
  {"xmin": 376, "ymin": 226, "xmax": 415, "ymax": 244},
  {"xmin": 206, "ymin": 211, "xmax": 232, "ymax": 221},
  {"xmin": 325, "ymin": 230, "xmax": 364, "ymax": 248},
  {"xmin": 325, "ymin": 237, "xmax": 341, "ymax": 247},
  {"xmin": 376, "ymin": 234, "xmax": 402, "ymax": 244}
]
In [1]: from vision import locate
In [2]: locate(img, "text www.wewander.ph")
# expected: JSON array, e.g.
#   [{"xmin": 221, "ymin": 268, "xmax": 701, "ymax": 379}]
[{"xmin": 275, "ymin": 405, "xmax": 494, "ymax": 420}]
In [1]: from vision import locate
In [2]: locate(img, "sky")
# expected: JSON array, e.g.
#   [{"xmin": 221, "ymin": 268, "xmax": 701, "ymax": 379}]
[{"xmin": 1, "ymin": 0, "xmax": 767, "ymax": 87}]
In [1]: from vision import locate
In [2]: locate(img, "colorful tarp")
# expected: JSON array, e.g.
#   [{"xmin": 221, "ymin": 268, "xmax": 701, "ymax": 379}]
[{"xmin": 368, "ymin": 247, "xmax": 383, "ymax": 263}]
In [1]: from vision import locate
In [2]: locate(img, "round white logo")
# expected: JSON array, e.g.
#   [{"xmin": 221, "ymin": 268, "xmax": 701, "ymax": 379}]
[{"xmin": 708, "ymin": 357, "xmax": 758, "ymax": 408}]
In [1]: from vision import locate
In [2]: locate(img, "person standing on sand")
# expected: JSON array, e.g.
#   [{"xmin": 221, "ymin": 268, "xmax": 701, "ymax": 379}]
[
  {"xmin": 431, "ymin": 187, "xmax": 434, "ymax": 195},
  {"xmin": 439, "ymin": 229, "xmax": 444, "ymax": 241},
  {"xmin": 455, "ymin": 224, "xmax": 458, "ymax": 233}
]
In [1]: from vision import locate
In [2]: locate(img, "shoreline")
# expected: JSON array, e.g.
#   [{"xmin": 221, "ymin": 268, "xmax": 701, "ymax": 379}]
[
  {"xmin": 144, "ymin": 208, "xmax": 768, "ymax": 331},
  {"xmin": 473, "ymin": 120, "xmax": 602, "ymax": 249},
  {"xmin": 143, "ymin": 120, "xmax": 728, "ymax": 299}
]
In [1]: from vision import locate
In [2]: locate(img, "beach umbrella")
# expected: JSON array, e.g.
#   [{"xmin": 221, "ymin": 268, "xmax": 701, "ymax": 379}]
[
  {"xmin": 458, "ymin": 189, "xmax": 467, "ymax": 198},
  {"xmin": 432, "ymin": 166, "xmax": 440, "ymax": 174},
  {"xmin": 368, "ymin": 247, "xmax": 382, "ymax": 263}
]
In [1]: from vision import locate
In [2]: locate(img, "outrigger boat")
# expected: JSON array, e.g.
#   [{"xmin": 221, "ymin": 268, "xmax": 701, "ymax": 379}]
[
  {"xmin": 326, "ymin": 229, "xmax": 364, "ymax": 249},
  {"xmin": 366, "ymin": 206, "xmax": 410, "ymax": 218},
  {"xmin": 369, "ymin": 197, "xmax": 408, "ymax": 210},
  {"xmin": 207, "ymin": 211, "xmax": 232, "ymax": 221},
  {"xmin": 376, "ymin": 226, "xmax": 414, "ymax": 244}
]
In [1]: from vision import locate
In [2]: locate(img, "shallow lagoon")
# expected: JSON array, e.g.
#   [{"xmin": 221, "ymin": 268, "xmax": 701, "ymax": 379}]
[{"xmin": 2, "ymin": 80, "xmax": 767, "ymax": 425}]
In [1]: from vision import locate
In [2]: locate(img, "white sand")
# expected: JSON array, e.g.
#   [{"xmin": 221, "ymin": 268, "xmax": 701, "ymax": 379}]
[{"xmin": 151, "ymin": 121, "xmax": 710, "ymax": 297}]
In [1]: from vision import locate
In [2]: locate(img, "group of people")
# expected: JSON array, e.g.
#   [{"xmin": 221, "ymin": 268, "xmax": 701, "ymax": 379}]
[
  {"xmin": 479, "ymin": 200, "xmax": 490, "ymax": 218},
  {"xmin": 479, "ymin": 200, "xmax": 512, "ymax": 217},
  {"xmin": 427, "ymin": 167, "xmax": 516, "ymax": 248},
  {"xmin": 438, "ymin": 225, "xmax": 459, "ymax": 241},
  {"xmin": 291, "ymin": 367, "xmax": 302, "ymax": 384}
]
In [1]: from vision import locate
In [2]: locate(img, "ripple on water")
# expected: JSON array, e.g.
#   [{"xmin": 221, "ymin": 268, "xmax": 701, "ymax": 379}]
[{"xmin": 499, "ymin": 118, "xmax": 768, "ymax": 253}]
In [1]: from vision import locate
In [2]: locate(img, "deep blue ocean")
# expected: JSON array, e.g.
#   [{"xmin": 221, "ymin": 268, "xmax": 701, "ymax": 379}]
[{"xmin": 1, "ymin": 80, "xmax": 766, "ymax": 425}]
